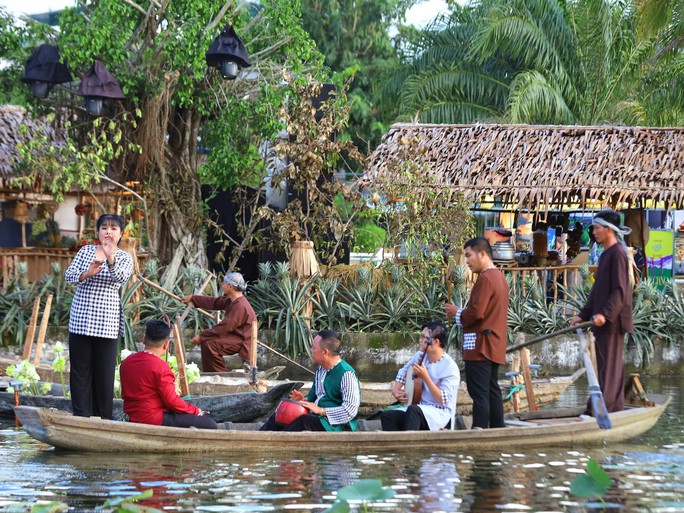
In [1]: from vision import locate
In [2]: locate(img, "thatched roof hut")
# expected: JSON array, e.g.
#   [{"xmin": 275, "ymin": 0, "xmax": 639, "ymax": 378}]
[
  {"xmin": 362, "ymin": 124, "xmax": 684, "ymax": 210},
  {"xmin": 0, "ymin": 105, "xmax": 63, "ymax": 191}
]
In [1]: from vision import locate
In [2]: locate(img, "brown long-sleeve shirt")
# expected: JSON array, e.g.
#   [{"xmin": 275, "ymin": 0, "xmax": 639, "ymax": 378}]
[
  {"xmin": 459, "ymin": 268, "xmax": 509, "ymax": 364},
  {"xmin": 191, "ymin": 294, "xmax": 256, "ymax": 360},
  {"xmin": 579, "ymin": 243, "xmax": 634, "ymax": 334}
]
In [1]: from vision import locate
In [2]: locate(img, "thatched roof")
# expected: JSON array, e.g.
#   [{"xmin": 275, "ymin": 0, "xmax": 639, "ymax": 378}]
[
  {"xmin": 362, "ymin": 123, "xmax": 684, "ymax": 209},
  {"xmin": 0, "ymin": 105, "xmax": 63, "ymax": 188}
]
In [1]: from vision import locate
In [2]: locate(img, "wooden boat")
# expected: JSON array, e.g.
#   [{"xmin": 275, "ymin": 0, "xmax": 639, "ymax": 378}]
[
  {"xmin": 13, "ymin": 394, "xmax": 670, "ymax": 454},
  {"xmin": 189, "ymin": 368, "xmax": 586, "ymax": 415},
  {"xmin": 0, "ymin": 356, "xmax": 284, "ymax": 384},
  {"xmin": 0, "ymin": 381, "xmax": 301, "ymax": 423}
]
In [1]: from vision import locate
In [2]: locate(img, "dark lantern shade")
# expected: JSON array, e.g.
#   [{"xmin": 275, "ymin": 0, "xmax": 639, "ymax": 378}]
[
  {"xmin": 21, "ymin": 44, "xmax": 73, "ymax": 98},
  {"xmin": 75, "ymin": 60, "xmax": 127, "ymax": 100},
  {"xmin": 206, "ymin": 25, "xmax": 251, "ymax": 79}
]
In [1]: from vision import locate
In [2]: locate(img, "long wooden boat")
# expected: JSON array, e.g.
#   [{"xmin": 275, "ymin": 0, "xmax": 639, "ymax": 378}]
[
  {"xmin": 14, "ymin": 394, "xmax": 670, "ymax": 454},
  {"xmin": 1, "ymin": 381, "xmax": 301, "ymax": 423},
  {"xmin": 189, "ymin": 368, "xmax": 586, "ymax": 415}
]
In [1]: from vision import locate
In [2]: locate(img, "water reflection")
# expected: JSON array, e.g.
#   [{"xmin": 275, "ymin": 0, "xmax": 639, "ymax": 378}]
[{"xmin": 0, "ymin": 377, "xmax": 682, "ymax": 512}]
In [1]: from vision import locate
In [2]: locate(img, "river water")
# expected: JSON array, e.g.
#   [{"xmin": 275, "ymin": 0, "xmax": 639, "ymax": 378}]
[{"xmin": 0, "ymin": 377, "xmax": 682, "ymax": 512}]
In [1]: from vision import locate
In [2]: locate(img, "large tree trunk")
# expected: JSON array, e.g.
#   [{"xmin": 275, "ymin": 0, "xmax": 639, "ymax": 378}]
[{"xmin": 140, "ymin": 99, "xmax": 207, "ymax": 288}]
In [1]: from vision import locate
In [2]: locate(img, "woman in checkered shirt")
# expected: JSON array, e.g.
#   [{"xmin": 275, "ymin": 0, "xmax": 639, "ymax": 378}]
[{"xmin": 64, "ymin": 214, "xmax": 133, "ymax": 419}]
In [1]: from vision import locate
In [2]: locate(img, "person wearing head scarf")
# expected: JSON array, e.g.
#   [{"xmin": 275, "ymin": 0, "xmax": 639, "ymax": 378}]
[
  {"xmin": 182, "ymin": 272, "xmax": 257, "ymax": 372},
  {"xmin": 64, "ymin": 213, "xmax": 134, "ymax": 419},
  {"xmin": 571, "ymin": 209, "xmax": 634, "ymax": 413}
]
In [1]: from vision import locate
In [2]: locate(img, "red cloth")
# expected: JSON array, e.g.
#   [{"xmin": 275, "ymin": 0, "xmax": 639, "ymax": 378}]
[
  {"xmin": 120, "ymin": 351, "xmax": 199, "ymax": 425},
  {"xmin": 190, "ymin": 294, "xmax": 256, "ymax": 372}
]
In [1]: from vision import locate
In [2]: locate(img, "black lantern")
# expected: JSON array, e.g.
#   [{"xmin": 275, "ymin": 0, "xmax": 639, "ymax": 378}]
[
  {"xmin": 21, "ymin": 44, "xmax": 72, "ymax": 98},
  {"xmin": 206, "ymin": 25, "xmax": 251, "ymax": 80},
  {"xmin": 75, "ymin": 60, "xmax": 126, "ymax": 116}
]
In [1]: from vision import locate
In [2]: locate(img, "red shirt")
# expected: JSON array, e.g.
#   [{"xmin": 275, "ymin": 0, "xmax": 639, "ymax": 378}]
[{"xmin": 120, "ymin": 351, "xmax": 200, "ymax": 425}]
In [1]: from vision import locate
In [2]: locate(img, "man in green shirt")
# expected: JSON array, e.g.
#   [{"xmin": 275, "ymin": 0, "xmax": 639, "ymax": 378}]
[{"xmin": 260, "ymin": 330, "xmax": 361, "ymax": 431}]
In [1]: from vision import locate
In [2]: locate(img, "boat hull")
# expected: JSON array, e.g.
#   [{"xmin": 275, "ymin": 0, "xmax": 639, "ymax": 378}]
[
  {"xmin": 14, "ymin": 395, "xmax": 670, "ymax": 454},
  {"xmin": 2, "ymin": 382, "xmax": 301, "ymax": 423}
]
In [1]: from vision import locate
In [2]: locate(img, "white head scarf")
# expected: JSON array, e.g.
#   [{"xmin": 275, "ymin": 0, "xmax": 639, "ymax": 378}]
[{"xmin": 223, "ymin": 272, "xmax": 247, "ymax": 292}]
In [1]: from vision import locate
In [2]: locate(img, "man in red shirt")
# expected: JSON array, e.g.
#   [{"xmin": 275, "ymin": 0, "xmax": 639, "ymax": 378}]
[
  {"xmin": 120, "ymin": 320, "xmax": 217, "ymax": 429},
  {"xmin": 182, "ymin": 272, "xmax": 256, "ymax": 372}
]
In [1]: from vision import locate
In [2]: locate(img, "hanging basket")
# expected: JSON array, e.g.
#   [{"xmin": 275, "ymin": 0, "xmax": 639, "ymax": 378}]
[
  {"xmin": 75, "ymin": 203, "xmax": 89, "ymax": 216},
  {"xmin": 7, "ymin": 201, "xmax": 30, "ymax": 223},
  {"xmin": 289, "ymin": 240, "xmax": 320, "ymax": 279}
]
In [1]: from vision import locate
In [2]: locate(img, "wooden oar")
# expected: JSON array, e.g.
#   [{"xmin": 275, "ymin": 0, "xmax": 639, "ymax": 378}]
[
  {"xmin": 137, "ymin": 274, "xmax": 214, "ymax": 318},
  {"xmin": 506, "ymin": 322, "xmax": 592, "ymax": 353},
  {"xmin": 577, "ymin": 328, "xmax": 611, "ymax": 429},
  {"xmin": 137, "ymin": 274, "xmax": 315, "ymax": 376}
]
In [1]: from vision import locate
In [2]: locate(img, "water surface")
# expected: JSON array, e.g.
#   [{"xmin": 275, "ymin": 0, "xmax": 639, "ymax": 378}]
[{"xmin": 0, "ymin": 377, "xmax": 682, "ymax": 512}]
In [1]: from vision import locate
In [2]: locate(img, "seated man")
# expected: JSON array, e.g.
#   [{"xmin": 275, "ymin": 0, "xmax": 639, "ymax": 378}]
[
  {"xmin": 260, "ymin": 329, "xmax": 361, "ymax": 432},
  {"xmin": 381, "ymin": 322, "xmax": 460, "ymax": 431},
  {"xmin": 181, "ymin": 272, "xmax": 256, "ymax": 372},
  {"xmin": 120, "ymin": 320, "xmax": 217, "ymax": 429},
  {"xmin": 390, "ymin": 321, "xmax": 436, "ymax": 403}
]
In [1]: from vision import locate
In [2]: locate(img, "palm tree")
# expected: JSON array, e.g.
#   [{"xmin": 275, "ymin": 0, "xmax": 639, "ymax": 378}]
[{"xmin": 383, "ymin": 0, "xmax": 663, "ymax": 126}]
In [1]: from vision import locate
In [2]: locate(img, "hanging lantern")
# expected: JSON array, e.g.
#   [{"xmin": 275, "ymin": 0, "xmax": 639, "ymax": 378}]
[
  {"xmin": 75, "ymin": 60, "xmax": 126, "ymax": 116},
  {"xmin": 21, "ymin": 44, "xmax": 72, "ymax": 98},
  {"xmin": 75, "ymin": 203, "xmax": 90, "ymax": 216},
  {"xmin": 206, "ymin": 25, "xmax": 251, "ymax": 80}
]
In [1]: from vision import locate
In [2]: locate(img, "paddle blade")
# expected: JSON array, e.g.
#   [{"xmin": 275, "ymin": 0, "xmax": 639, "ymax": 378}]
[{"xmin": 588, "ymin": 385, "xmax": 612, "ymax": 429}]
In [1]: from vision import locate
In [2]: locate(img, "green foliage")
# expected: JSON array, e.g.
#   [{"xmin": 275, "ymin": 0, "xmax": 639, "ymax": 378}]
[
  {"xmin": 385, "ymin": 0, "xmax": 678, "ymax": 126},
  {"xmin": 0, "ymin": 8, "xmax": 55, "ymax": 106},
  {"xmin": 370, "ymin": 135, "xmax": 475, "ymax": 283},
  {"xmin": 325, "ymin": 479, "xmax": 396, "ymax": 513},
  {"xmin": 570, "ymin": 459, "xmax": 612, "ymax": 499},
  {"xmin": 300, "ymin": 0, "xmax": 416, "ymax": 155},
  {"xmin": 353, "ymin": 220, "xmax": 387, "ymax": 252},
  {"xmin": 250, "ymin": 262, "xmax": 319, "ymax": 357}
]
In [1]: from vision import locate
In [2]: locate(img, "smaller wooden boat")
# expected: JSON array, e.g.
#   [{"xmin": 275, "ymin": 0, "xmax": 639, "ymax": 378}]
[
  {"xmin": 1, "ymin": 381, "xmax": 301, "ymax": 423},
  {"xmin": 14, "ymin": 394, "xmax": 671, "ymax": 454},
  {"xmin": 189, "ymin": 369, "xmax": 586, "ymax": 415}
]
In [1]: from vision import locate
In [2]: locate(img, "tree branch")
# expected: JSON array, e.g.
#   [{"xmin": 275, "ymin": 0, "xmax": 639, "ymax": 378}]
[
  {"xmin": 250, "ymin": 37, "xmax": 292, "ymax": 60},
  {"xmin": 121, "ymin": 0, "xmax": 148, "ymax": 17},
  {"xmin": 206, "ymin": 0, "xmax": 234, "ymax": 33}
]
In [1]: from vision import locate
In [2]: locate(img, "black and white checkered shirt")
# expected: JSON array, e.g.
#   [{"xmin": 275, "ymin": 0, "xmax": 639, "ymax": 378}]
[{"xmin": 64, "ymin": 244, "xmax": 133, "ymax": 338}]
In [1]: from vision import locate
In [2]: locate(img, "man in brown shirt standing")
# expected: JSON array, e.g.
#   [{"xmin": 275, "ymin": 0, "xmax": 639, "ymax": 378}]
[
  {"xmin": 571, "ymin": 210, "xmax": 634, "ymax": 412},
  {"xmin": 446, "ymin": 237, "xmax": 509, "ymax": 429},
  {"xmin": 182, "ymin": 272, "xmax": 256, "ymax": 373}
]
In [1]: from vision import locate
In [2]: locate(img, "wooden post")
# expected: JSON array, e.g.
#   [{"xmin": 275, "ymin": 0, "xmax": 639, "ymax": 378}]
[
  {"xmin": 511, "ymin": 351, "xmax": 522, "ymax": 413},
  {"xmin": 173, "ymin": 315, "xmax": 190, "ymax": 397},
  {"xmin": 250, "ymin": 322, "xmax": 258, "ymax": 386},
  {"xmin": 520, "ymin": 348, "xmax": 539, "ymax": 411},
  {"xmin": 250, "ymin": 322, "xmax": 258, "ymax": 371},
  {"xmin": 22, "ymin": 297, "xmax": 41, "ymax": 361},
  {"xmin": 33, "ymin": 293, "xmax": 53, "ymax": 365}
]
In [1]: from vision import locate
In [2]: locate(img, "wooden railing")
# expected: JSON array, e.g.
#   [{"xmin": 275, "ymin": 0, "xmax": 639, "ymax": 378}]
[
  {"xmin": 500, "ymin": 264, "xmax": 596, "ymax": 303},
  {"xmin": 1, "ymin": 244, "xmax": 149, "ymax": 288},
  {"xmin": 1, "ymin": 248, "xmax": 76, "ymax": 287}
]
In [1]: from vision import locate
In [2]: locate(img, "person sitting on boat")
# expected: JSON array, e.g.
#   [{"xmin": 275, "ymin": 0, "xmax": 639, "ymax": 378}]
[
  {"xmin": 380, "ymin": 323, "xmax": 460, "ymax": 431},
  {"xmin": 181, "ymin": 272, "xmax": 256, "ymax": 373},
  {"xmin": 260, "ymin": 329, "xmax": 361, "ymax": 432},
  {"xmin": 390, "ymin": 321, "xmax": 436, "ymax": 403},
  {"xmin": 120, "ymin": 320, "xmax": 217, "ymax": 429}
]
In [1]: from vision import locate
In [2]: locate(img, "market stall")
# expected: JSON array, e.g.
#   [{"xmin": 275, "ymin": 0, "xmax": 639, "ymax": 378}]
[{"xmin": 362, "ymin": 123, "xmax": 684, "ymax": 292}]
